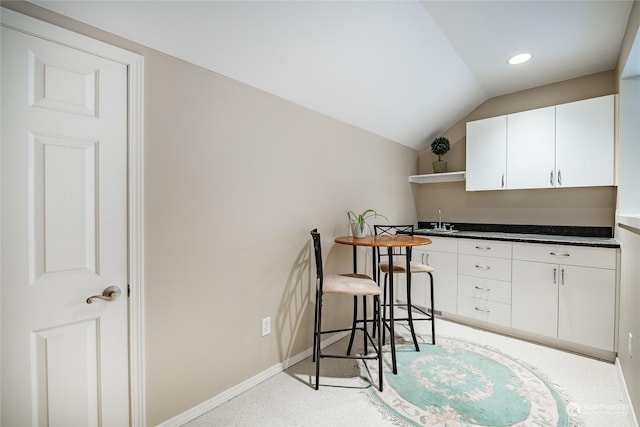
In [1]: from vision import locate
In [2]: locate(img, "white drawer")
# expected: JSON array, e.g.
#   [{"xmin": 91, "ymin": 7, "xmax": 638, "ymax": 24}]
[
  {"xmin": 421, "ymin": 236, "xmax": 458, "ymax": 253},
  {"xmin": 458, "ymin": 239, "xmax": 512, "ymax": 259},
  {"xmin": 458, "ymin": 254, "xmax": 512, "ymax": 281},
  {"xmin": 512, "ymin": 243, "xmax": 616, "ymax": 269},
  {"xmin": 458, "ymin": 275, "xmax": 511, "ymax": 304},
  {"xmin": 457, "ymin": 295, "xmax": 511, "ymax": 327}
]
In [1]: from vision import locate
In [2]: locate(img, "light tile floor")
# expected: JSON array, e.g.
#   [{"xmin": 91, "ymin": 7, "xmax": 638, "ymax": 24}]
[{"xmin": 185, "ymin": 318, "xmax": 636, "ymax": 426}]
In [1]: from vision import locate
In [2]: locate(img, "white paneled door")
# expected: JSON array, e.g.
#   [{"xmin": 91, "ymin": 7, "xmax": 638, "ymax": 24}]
[{"xmin": 2, "ymin": 23, "xmax": 130, "ymax": 426}]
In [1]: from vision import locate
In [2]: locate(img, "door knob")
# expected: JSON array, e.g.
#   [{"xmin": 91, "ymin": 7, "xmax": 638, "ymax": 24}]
[{"xmin": 86, "ymin": 286, "xmax": 121, "ymax": 304}]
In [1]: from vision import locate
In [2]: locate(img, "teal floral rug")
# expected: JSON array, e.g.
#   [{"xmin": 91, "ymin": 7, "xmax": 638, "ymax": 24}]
[{"xmin": 362, "ymin": 337, "xmax": 581, "ymax": 426}]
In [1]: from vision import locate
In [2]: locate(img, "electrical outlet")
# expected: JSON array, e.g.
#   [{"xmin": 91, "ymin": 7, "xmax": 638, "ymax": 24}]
[
  {"xmin": 262, "ymin": 317, "xmax": 271, "ymax": 337},
  {"xmin": 629, "ymin": 333, "xmax": 633, "ymax": 357}
]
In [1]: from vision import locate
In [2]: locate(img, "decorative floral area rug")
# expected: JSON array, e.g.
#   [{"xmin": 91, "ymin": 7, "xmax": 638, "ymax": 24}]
[{"xmin": 362, "ymin": 337, "xmax": 582, "ymax": 427}]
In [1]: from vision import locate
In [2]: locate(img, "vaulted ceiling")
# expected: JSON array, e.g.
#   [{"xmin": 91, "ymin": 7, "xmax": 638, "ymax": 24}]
[{"xmin": 29, "ymin": 1, "xmax": 634, "ymax": 150}]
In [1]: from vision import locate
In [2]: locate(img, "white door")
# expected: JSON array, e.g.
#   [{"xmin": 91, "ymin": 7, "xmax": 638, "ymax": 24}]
[
  {"xmin": 465, "ymin": 115, "xmax": 507, "ymax": 191},
  {"xmin": 1, "ymin": 24, "xmax": 130, "ymax": 427},
  {"xmin": 418, "ymin": 249, "xmax": 458, "ymax": 314},
  {"xmin": 511, "ymin": 260, "xmax": 559, "ymax": 338},
  {"xmin": 555, "ymin": 95, "xmax": 615, "ymax": 188},
  {"xmin": 506, "ymin": 106, "xmax": 556, "ymax": 190},
  {"xmin": 558, "ymin": 265, "xmax": 616, "ymax": 351}
]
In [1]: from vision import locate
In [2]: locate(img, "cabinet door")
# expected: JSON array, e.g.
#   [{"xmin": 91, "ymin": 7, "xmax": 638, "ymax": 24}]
[
  {"xmin": 507, "ymin": 106, "xmax": 556, "ymax": 189},
  {"xmin": 512, "ymin": 260, "xmax": 558, "ymax": 338},
  {"xmin": 555, "ymin": 95, "xmax": 615, "ymax": 187},
  {"xmin": 417, "ymin": 249, "xmax": 458, "ymax": 314},
  {"xmin": 466, "ymin": 115, "xmax": 507, "ymax": 191},
  {"xmin": 457, "ymin": 295, "xmax": 511, "ymax": 327},
  {"xmin": 558, "ymin": 265, "xmax": 615, "ymax": 351}
]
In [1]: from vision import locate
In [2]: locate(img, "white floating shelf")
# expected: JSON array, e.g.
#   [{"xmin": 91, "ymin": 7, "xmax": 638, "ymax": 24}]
[{"xmin": 409, "ymin": 171, "xmax": 466, "ymax": 184}]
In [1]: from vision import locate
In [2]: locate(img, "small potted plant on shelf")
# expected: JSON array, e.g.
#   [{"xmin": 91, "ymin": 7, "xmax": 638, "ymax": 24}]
[
  {"xmin": 431, "ymin": 136, "xmax": 450, "ymax": 173},
  {"xmin": 347, "ymin": 209, "xmax": 388, "ymax": 238}
]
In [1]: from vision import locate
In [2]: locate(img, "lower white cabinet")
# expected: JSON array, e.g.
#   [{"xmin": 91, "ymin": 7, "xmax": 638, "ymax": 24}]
[
  {"xmin": 412, "ymin": 237, "xmax": 458, "ymax": 314},
  {"xmin": 457, "ymin": 239, "xmax": 513, "ymax": 327},
  {"xmin": 405, "ymin": 235, "xmax": 618, "ymax": 356},
  {"xmin": 512, "ymin": 243, "xmax": 616, "ymax": 351},
  {"xmin": 458, "ymin": 294, "xmax": 511, "ymax": 326}
]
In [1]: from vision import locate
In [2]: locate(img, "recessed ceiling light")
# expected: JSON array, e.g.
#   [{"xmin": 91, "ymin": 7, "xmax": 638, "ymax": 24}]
[{"xmin": 508, "ymin": 53, "xmax": 532, "ymax": 65}]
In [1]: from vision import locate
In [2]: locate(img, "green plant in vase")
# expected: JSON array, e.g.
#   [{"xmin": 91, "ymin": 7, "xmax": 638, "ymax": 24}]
[
  {"xmin": 347, "ymin": 209, "xmax": 388, "ymax": 238},
  {"xmin": 431, "ymin": 136, "xmax": 450, "ymax": 173}
]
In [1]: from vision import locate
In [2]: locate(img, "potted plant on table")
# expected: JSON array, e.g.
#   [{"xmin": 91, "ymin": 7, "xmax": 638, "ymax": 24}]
[
  {"xmin": 347, "ymin": 209, "xmax": 388, "ymax": 238},
  {"xmin": 431, "ymin": 136, "xmax": 450, "ymax": 173}
]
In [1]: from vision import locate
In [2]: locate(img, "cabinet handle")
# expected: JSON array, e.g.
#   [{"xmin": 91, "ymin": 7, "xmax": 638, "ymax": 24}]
[
  {"xmin": 475, "ymin": 246, "xmax": 491, "ymax": 251},
  {"xmin": 501, "ymin": 173, "xmax": 505, "ymax": 189},
  {"xmin": 550, "ymin": 170, "xmax": 554, "ymax": 186},
  {"xmin": 550, "ymin": 252, "xmax": 570, "ymax": 257},
  {"xmin": 474, "ymin": 307, "xmax": 491, "ymax": 313},
  {"xmin": 475, "ymin": 265, "xmax": 490, "ymax": 271},
  {"xmin": 561, "ymin": 268, "xmax": 565, "ymax": 285},
  {"xmin": 474, "ymin": 285, "xmax": 491, "ymax": 292},
  {"xmin": 557, "ymin": 169, "xmax": 562, "ymax": 186},
  {"xmin": 426, "ymin": 253, "xmax": 430, "ymax": 265},
  {"xmin": 553, "ymin": 268, "xmax": 557, "ymax": 284}
]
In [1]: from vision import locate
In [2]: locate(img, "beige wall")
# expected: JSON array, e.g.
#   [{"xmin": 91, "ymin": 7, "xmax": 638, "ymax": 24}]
[
  {"xmin": 415, "ymin": 70, "xmax": 618, "ymax": 227},
  {"xmin": 142, "ymin": 53, "xmax": 417, "ymax": 424},
  {"xmin": 615, "ymin": 0, "xmax": 640, "ymax": 419},
  {"xmin": 1, "ymin": 2, "xmax": 419, "ymax": 425}
]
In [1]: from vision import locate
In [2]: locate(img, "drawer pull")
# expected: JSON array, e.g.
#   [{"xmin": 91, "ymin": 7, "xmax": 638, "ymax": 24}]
[
  {"xmin": 475, "ymin": 265, "xmax": 491, "ymax": 271},
  {"xmin": 475, "ymin": 246, "xmax": 491, "ymax": 251},
  {"xmin": 474, "ymin": 286, "xmax": 491, "ymax": 292},
  {"xmin": 550, "ymin": 252, "xmax": 570, "ymax": 257},
  {"xmin": 474, "ymin": 307, "xmax": 491, "ymax": 313}
]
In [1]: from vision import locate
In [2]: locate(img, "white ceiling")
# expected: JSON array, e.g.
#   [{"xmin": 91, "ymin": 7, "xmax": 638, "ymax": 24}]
[{"xmin": 28, "ymin": 1, "xmax": 634, "ymax": 150}]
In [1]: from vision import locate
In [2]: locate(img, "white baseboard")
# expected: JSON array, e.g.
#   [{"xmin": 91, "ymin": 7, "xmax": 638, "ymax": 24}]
[
  {"xmin": 616, "ymin": 357, "xmax": 639, "ymax": 427},
  {"xmin": 156, "ymin": 331, "xmax": 349, "ymax": 427}
]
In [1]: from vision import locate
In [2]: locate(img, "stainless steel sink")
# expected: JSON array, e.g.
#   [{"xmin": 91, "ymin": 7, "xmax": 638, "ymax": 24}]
[{"xmin": 416, "ymin": 228, "xmax": 458, "ymax": 234}]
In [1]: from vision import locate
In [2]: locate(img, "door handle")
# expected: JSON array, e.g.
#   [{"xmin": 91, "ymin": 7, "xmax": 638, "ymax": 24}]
[{"xmin": 86, "ymin": 286, "xmax": 122, "ymax": 304}]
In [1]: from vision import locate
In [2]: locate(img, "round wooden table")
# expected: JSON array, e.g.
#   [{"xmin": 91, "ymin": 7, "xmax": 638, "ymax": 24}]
[{"xmin": 334, "ymin": 234, "xmax": 431, "ymax": 374}]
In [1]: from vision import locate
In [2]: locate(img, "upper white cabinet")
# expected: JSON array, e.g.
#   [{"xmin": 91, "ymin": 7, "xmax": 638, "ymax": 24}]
[
  {"xmin": 466, "ymin": 95, "xmax": 615, "ymax": 191},
  {"xmin": 507, "ymin": 106, "xmax": 556, "ymax": 190},
  {"xmin": 555, "ymin": 95, "xmax": 615, "ymax": 187},
  {"xmin": 466, "ymin": 115, "xmax": 507, "ymax": 191}
]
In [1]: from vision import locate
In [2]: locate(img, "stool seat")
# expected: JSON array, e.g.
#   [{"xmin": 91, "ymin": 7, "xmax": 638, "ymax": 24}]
[
  {"xmin": 310, "ymin": 229, "xmax": 383, "ymax": 391},
  {"xmin": 324, "ymin": 274, "xmax": 381, "ymax": 296},
  {"xmin": 379, "ymin": 261, "xmax": 435, "ymax": 274}
]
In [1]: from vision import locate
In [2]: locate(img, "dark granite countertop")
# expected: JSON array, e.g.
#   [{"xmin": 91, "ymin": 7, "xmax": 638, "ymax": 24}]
[{"xmin": 414, "ymin": 222, "xmax": 620, "ymax": 248}]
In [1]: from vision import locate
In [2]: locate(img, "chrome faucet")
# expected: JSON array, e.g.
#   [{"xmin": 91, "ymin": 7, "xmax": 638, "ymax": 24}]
[
  {"xmin": 431, "ymin": 208, "xmax": 445, "ymax": 230},
  {"xmin": 430, "ymin": 208, "xmax": 453, "ymax": 231}
]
